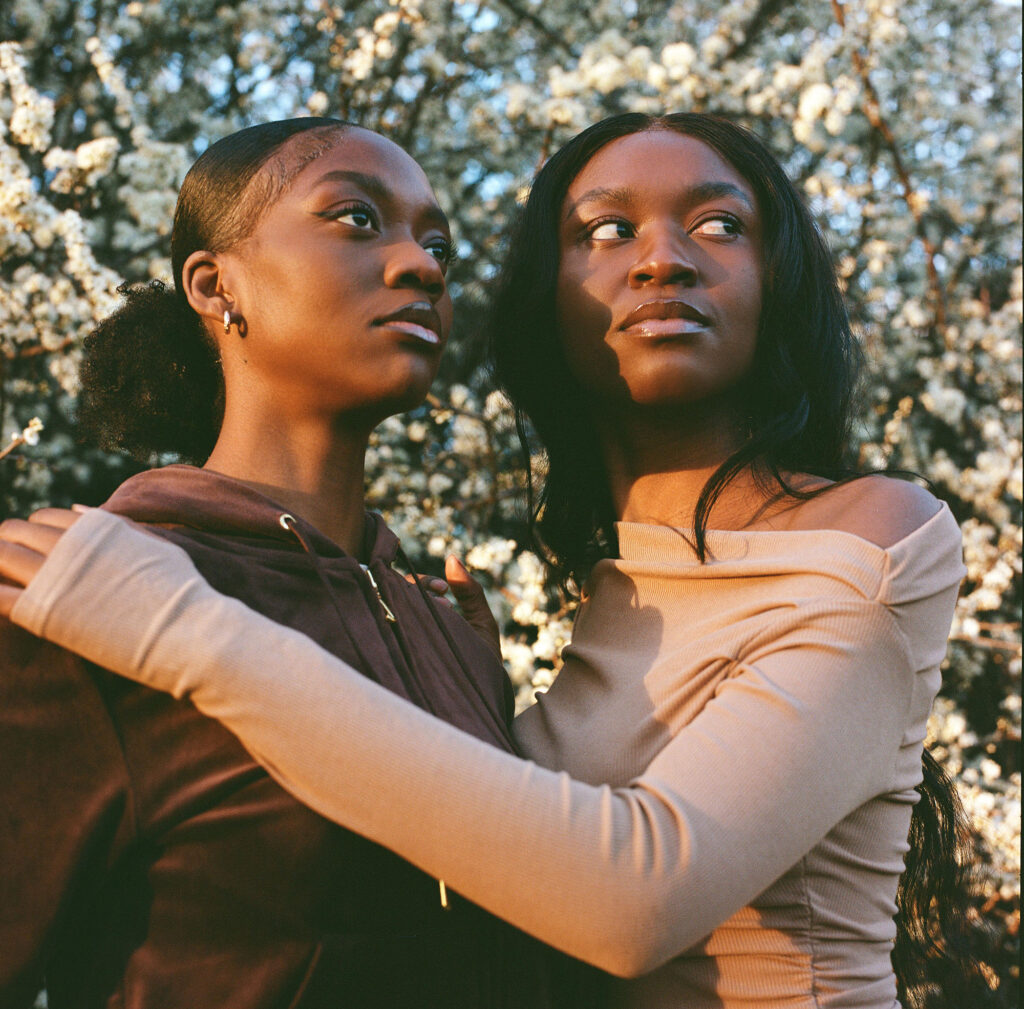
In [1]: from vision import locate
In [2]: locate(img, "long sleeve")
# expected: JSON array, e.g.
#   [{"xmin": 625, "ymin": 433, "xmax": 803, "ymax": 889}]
[{"xmin": 10, "ymin": 510, "xmax": 933, "ymax": 977}]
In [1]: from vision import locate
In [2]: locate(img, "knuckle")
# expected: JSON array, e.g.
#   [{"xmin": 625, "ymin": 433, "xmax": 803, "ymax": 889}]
[{"xmin": 0, "ymin": 518, "xmax": 24, "ymax": 539}]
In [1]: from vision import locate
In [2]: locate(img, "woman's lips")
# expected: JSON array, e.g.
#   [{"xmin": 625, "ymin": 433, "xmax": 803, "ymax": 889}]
[
  {"xmin": 374, "ymin": 302, "xmax": 442, "ymax": 346},
  {"xmin": 619, "ymin": 299, "xmax": 711, "ymax": 336}
]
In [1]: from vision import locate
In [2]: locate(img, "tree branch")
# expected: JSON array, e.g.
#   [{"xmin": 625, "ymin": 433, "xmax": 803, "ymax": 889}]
[
  {"xmin": 830, "ymin": 0, "xmax": 948, "ymax": 329},
  {"xmin": 494, "ymin": 0, "xmax": 578, "ymax": 58},
  {"xmin": 4, "ymin": 337, "xmax": 77, "ymax": 361},
  {"xmin": 724, "ymin": 0, "xmax": 793, "ymax": 63}
]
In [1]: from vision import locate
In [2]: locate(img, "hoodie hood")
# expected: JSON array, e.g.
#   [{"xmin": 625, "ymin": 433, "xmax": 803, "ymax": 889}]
[
  {"xmin": 101, "ymin": 462, "xmax": 519, "ymax": 756},
  {"xmin": 102, "ymin": 464, "xmax": 399, "ymax": 566}
]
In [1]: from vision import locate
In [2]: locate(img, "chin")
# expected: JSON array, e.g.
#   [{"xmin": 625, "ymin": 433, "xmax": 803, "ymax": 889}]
[
  {"xmin": 622, "ymin": 363, "xmax": 748, "ymax": 405},
  {"xmin": 588, "ymin": 378, "xmax": 745, "ymax": 427},
  {"xmin": 606, "ymin": 378, "xmax": 711, "ymax": 407},
  {"xmin": 378, "ymin": 377, "xmax": 436, "ymax": 415}
]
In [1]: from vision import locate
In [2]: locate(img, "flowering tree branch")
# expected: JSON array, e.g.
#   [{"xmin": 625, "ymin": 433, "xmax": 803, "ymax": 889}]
[{"xmin": 830, "ymin": 0, "xmax": 948, "ymax": 329}]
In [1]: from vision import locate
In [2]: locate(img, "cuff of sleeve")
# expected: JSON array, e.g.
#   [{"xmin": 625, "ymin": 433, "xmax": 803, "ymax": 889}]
[{"xmin": 10, "ymin": 509, "xmax": 127, "ymax": 638}]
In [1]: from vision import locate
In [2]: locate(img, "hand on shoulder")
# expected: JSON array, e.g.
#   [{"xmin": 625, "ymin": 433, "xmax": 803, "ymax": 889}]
[{"xmin": 0, "ymin": 508, "xmax": 82, "ymax": 617}]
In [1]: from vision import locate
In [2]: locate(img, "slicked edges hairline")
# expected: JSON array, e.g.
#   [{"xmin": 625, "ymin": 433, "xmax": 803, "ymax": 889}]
[{"xmin": 216, "ymin": 122, "xmax": 355, "ymax": 256}]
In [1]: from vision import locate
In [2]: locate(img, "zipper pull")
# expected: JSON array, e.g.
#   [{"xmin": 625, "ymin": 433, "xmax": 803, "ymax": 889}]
[
  {"xmin": 360, "ymin": 564, "xmax": 398, "ymax": 623},
  {"xmin": 439, "ymin": 879, "xmax": 451, "ymax": 910}
]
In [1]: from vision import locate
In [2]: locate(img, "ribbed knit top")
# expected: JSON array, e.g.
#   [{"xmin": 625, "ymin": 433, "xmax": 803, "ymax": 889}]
[{"xmin": 513, "ymin": 508, "xmax": 965, "ymax": 1006}]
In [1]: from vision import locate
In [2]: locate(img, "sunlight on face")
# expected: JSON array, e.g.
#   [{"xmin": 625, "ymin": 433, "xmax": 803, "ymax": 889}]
[{"xmin": 219, "ymin": 128, "xmax": 455, "ymax": 424}]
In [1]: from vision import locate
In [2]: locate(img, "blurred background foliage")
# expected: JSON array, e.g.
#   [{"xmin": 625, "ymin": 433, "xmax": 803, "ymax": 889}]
[{"xmin": 1, "ymin": 0, "xmax": 1020, "ymax": 1001}]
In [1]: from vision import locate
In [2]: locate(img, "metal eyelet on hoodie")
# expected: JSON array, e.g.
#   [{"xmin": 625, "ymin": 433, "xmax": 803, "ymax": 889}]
[{"xmin": 279, "ymin": 512, "xmax": 397, "ymax": 626}]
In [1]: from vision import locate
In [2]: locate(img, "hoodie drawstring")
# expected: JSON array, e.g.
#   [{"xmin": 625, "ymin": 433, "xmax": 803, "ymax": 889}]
[
  {"xmin": 359, "ymin": 563, "xmax": 397, "ymax": 623},
  {"xmin": 277, "ymin": 513, "xmax": 418, "ymax": 701},
  {"xmin": 279, "ymin": 513, "xmax": 451, "ymax": 910}
]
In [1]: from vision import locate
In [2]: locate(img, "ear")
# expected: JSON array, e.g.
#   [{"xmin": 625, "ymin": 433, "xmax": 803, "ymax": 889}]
[{"xmin": 181, "ymin": 249, "xmax": 236, "ymax": 331}]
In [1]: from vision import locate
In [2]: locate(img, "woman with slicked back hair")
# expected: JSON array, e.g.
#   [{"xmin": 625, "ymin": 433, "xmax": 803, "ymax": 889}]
[
  {"xmin": 0, "ymin": 118, "xmax": 581, "ymax": 1009},
  {"xmin": 1, "ymin": 113, "xmax": 982, "ymax": 1007}
]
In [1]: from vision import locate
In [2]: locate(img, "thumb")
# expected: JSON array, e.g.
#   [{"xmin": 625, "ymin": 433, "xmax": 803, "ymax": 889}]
[
  {"xmin": 445, "ymin": 554, "xmax": 480, "ymax": 598},
  {"xmin": 445, "ymin": 555, "xmax": 501, "ymax": 658}
]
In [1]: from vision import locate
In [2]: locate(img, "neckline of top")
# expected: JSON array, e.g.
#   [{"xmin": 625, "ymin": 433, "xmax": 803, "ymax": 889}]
[{"xmin": 614, "ymin": 500, "xmax": 953, "ymax": 562}]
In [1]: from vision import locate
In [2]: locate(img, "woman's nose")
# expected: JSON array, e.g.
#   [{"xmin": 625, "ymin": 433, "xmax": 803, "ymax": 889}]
[
  {"xmin": 383, "ymin": 241, "xmax": 446, "ymax": 300},
  {"xmin": 627, "ymin": 232, "xmax": 698, "ymax": 288}
]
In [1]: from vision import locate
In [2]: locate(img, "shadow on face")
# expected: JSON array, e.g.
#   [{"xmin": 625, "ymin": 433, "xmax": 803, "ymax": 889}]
[{"xmin": 553, "ymin": 129, "xmax": 763, "ymax": 434}]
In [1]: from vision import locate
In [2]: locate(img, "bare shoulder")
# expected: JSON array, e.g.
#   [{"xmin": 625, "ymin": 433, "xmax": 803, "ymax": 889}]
[{"xmin": 778, "ymin": 475, "xmax": 942, "ymax": 549}]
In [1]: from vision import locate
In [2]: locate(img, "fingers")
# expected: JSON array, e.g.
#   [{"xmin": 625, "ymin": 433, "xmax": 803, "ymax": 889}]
[
  {"xmin": 0, "ymin": 516, "xmax": 67, "ymax": 555},
  {"xmin": 405, "ymin": 559, "xmax": 502, "ymax": 660},
  {"xmin": 0, "ymin": 538, "xmax": 47, "ymax": 593},
  {"xmin": 444, "ymin": 555, "xmax": 485, "ymax": 602},
  {"xmin": 444, "ymin": 555, "xmax": 502, "ymax": 658},
  {"xmin": 0, "ymin": 514, "xmax": 74, "ymax": 600},
  {"xmin": 403, "ymin": 571, "xmax": 452, "ymax": 602},
  {"xmin": 400, "ymin": 560, "xmax": 479, "ymax": 601},
  {"xmin": 28, "ymin": 506, "xmax": 83, "ymax": 530}
]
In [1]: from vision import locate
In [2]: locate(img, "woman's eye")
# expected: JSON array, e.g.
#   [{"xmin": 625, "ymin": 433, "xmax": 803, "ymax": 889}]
[
  {"xmin": 588, "ymin": 220, "xmax": 633, "ymax": 241},
  {"xmin": 693, "ymin": 216, "xmax": 740, "ymax": 238},
  {"xmin": 425, "ymin": 239, "xmax": 456, "ymax": 266},
  {"xmin": 331, "ymin": 205, "xmax": 378, "ymax": 229}
]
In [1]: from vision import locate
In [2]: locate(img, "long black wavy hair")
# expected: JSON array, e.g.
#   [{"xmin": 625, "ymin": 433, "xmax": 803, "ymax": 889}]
[
  {"xmin": 491, "ymin": 111, "xmax": 859, "ymax": 586},
  {"xmin": 78, "ymin": 117, "xmax": 354, "ymax": 461},
  {"xmin": 489, "ymin": 112, "xmax": 981, "ymax": 1005}
]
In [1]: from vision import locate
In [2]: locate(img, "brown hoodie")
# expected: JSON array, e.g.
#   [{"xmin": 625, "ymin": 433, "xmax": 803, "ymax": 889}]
[{"xmin": 0, "ymin": 465, "xmax": 588, "ymax": 1009}]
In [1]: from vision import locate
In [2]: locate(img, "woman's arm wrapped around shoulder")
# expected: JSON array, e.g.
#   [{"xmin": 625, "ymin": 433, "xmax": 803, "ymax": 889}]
[{"xmin": 5, "ymin": 508, "xmax": 947, "ymax": 976}]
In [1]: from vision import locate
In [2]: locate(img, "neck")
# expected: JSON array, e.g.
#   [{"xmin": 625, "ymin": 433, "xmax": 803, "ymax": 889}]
[
  {"xmin": 599, "ymin": 400, "xmax": 763, "ymax": 531},
  {"xmin": 204, "ymin": 394, "xmax": 372, "ymax": 557}
]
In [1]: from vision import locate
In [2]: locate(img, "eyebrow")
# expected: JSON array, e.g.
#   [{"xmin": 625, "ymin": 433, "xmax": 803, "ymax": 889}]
[
  {"xmin": 312, "ymin": 169, "xmax": 450, "ymax": 231},
  {"xmin": 563, "ymin": 180, "xmax": 756, "ymax": 221}
]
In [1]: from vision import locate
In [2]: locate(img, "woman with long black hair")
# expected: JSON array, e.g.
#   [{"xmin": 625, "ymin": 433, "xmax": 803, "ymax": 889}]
[{"xmin": 0, "ymin": 113, "xmax": 978, "ymax": 1006}]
